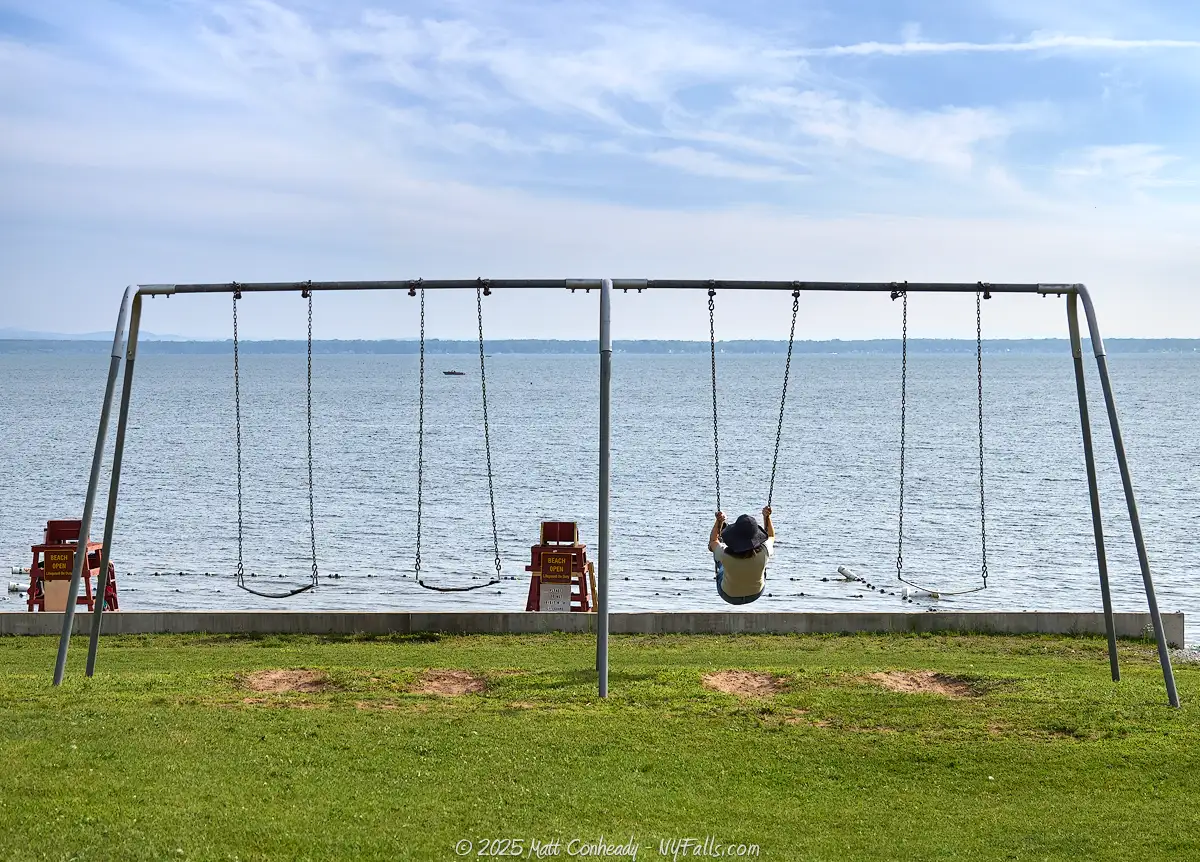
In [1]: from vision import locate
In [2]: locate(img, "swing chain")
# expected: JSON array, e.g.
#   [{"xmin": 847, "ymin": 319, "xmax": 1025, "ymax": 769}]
[
  {"xmin": 893, "ymin": 288, "xmax": 908, "ymax": 579},
  {"xmin": 708, "ymin": 285, "xmax": 721, "ymax": 513},
  {"xmin": 233, "ymin": 289, "xmax": 245, "ymax": 587},
  {"xmin": 411, "ymin": 284, "xmax": 501, "ymax": 592},
  {"xmin": 478, "ymin": 283, "xmax": 502, "ymax": 579},
  {"xmin": 891, "ymin": 287, "xmax": 988, "ymax": 596},
  {"xmin": 977, "ymin": 287, "xmax": 989, "ymax": 586},
  {"xmin": 415, "ymin": 287, "xmax": 425, "ymax": 579},
  {"xmin": 768, "ymin": 289, "xmax": 801, "ymax": 507},
  {"xmin": 305, "ymin": 285, "xmax": 318, "ymax": 587}
]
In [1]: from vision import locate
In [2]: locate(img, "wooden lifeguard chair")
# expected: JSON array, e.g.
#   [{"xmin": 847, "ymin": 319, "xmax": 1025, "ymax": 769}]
[
  {"xmin": 27, "ymin": 519, "xmax": 118, "ymax": 613},
  {"xmin": 525, "ymin": 521, "xmax": 595, "ymax": 612}
]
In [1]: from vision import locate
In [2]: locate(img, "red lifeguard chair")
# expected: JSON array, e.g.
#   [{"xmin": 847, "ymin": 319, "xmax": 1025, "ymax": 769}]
[
  {"xmin": 27, "ymin": 519, "xmax": 118, "ymax": 613},
  {"xmin": 525, "ymin": 521, "xmax": 595, "ymax": 612}
]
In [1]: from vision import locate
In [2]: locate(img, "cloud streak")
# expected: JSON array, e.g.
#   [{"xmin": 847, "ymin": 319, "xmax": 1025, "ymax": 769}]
[
  {"xmin": 1060, "ymin": 144, "xmax": 1188, "ymax": 189},
  {"xmin": 778, "ymin": 34, "xmax": 1200, "ymax": 58}
]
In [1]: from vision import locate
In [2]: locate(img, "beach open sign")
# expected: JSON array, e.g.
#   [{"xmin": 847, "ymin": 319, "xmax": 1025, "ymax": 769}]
[
  {"xmin": 43, "ymin": 549, "xmax": 75, "ymax": 580},
  {"xmin": 540, "ymin": 552, "xmax": 573, "ymax": 583}
]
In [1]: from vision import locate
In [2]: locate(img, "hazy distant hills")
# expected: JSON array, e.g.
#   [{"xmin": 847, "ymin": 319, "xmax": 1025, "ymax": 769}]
[
  {"xmin": 1, "ymin": 336, "xmax": 1197, "ymax": 355},
  {"xmin": 0, "ymin": 327, "xmax": 189, "ymax": 341}
]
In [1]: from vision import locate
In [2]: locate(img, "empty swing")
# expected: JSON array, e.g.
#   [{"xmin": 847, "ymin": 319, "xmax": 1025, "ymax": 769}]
[
  {"xmin": 890, "ymin": 286, "xmax": 990, "ymax": 597},
  {"xmin": 412, "ymin": 281, "xmax": 504, "ymax": 593},
  {"xmin": 706, "ymin": 286, "xmax": 801, "ymax": 599},
  {"xmin": 230, "ymin": 286, "xmax": 321, "ymax": 599}
]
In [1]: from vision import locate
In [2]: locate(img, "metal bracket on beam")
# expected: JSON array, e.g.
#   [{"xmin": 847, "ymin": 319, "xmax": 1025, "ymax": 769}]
[
  {"xmin": 566, "ymin": 279, "xmax": 603, "ymax": 294},
  {"xmin": 1037, "ymin": 284, "xmax": 1079, "ymax": 296}
]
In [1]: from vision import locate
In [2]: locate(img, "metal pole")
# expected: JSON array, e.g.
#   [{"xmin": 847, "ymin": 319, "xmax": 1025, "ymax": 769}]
[
  {"xmin": 141, "ymin": 280, "xmax": 1057, "ymax": 296},
  {"xmin": 53, "ymin": 286, "xmax": 133, "ymax": 685},
  {"xmin": 151, "ymin": 279, "xmax": 605, "ymax": 295},
  {"xmin": 1066, "ymin": 294, "xmax": 1119, "ymax": 682},
  {"xmin": 1076, "ymin": 286, "xmax": 1179, "ymax": 707},
  {"xmin": 85, "ymin": 294, "xmax": 143, "ymax": 676},
  {"xmin": 597, "ymin": 278, "xmax": 612, "ymax": 698},
  {"xmin": 612, "ymin": 280, "xmax": 1055, "ymax": 294}
]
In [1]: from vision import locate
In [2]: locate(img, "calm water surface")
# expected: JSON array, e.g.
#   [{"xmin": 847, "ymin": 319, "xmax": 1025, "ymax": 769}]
[{"xmin": 2, "ymin": 351, "xmax": 1197, "ymax": 641}]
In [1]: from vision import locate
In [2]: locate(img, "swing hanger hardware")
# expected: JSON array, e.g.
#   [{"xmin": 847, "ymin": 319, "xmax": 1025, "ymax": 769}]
[
  {"xmin": 407, "ymin": 278, "xmax": 423, "ymax": 297},
  {"xmin": 478, "ymin": 277, "xmax": 492, "ymax": 297}
]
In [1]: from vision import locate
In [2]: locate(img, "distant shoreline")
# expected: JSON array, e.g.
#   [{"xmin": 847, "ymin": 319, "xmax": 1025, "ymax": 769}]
[{"xmin": 2, "ymin": 338, "xmax": 1198, "ymax": 355}]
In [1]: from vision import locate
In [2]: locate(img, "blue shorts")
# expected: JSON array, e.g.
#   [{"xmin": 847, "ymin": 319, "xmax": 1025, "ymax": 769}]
[{"xmin": 715, "ymin": 563, "xmax": 764, "ymax": 606}]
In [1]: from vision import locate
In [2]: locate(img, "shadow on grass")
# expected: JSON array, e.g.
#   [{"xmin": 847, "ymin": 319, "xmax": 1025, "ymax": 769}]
[
  {"xmin": 191, "ymin": 632, "xmax": 446, "ymax": 646},
  {"xmin": 316, "ymin": 632, "xmax": 444, "ymax": 644}
]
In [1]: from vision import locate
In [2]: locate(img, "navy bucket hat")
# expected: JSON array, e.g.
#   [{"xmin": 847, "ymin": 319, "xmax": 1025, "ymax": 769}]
[{"xmin": 721, "ymin": 514, "xmax": 768, "ymax": 554}]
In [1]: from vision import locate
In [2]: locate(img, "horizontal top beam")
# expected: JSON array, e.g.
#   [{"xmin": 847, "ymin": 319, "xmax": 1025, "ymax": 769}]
[
  {"xmin": 136, "ymin": 280, "xmax": 1081, "ymax": 296},
  {"xmin": 615, "ymin": 281, "xmax": 1075, "ymax": 293},
  {"xmin": 138, "ymin": 279, "xmax": 603, "ymax": 295}
]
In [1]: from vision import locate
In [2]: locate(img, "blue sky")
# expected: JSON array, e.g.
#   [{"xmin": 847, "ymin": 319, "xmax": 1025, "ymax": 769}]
[{"xmin": 2, "ymin": 0, "xmax": 1199, "ymax": 339}]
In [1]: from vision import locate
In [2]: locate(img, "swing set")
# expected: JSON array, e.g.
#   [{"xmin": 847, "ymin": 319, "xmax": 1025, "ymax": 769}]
[
  {"xmin": 706, "ymin": 284, "xmax": 989, "ymax": 599},
  {"xmin": 51, "ymin": 278, "xmax": 1180, "ymax": 709},
  {"xmin": 228, "ymin": 281, "xmax": 507, "ymax": 597}
]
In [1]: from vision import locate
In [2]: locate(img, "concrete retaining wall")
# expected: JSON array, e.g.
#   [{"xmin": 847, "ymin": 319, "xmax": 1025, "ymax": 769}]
[{"xmin": 0, "ymin": 610, "xmax": 1183, "ymax": 647}]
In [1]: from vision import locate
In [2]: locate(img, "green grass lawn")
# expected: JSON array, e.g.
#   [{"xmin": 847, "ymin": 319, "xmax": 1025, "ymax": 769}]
[{"xmin": 1, "ymin": 632, "xmax": 1197, "ymax": 861}]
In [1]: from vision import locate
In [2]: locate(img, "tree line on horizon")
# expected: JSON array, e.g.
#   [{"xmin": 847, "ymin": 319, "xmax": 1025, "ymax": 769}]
[{"xmin": 2, "ymin": 337, "xmax": 1198, "ymax": 355}]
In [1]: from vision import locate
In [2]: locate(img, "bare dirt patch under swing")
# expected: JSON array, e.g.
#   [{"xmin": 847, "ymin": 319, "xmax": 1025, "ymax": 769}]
[
  {"xmin": 241, "ymin": 669, "xmax": 333, "ymax": 694},
  {"xmin": 865, "ymin": 671, "xmax": 981, "ymax": 698},
  {"xmin": 411, "ymin": 670, "xmax": 487, "ymax": 696},
  {"xmin": 702, "ymin": 670, "xmax": 787, "ymax": 698}
]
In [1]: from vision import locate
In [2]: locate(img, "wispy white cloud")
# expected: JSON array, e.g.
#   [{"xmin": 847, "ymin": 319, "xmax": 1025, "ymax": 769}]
[
  {"xmin": 326, "ymin": 5, "xmax": 798, "ymax": 130},
  {"xmin": 733, "ymin": 88, "xmax": 1017, "ymax": 172},
  {"xmin": 1060, "ymin": 144, "xmax": 1186, "ymax": 188},
  {"xmin": 643, "ymin": 147, "xmax": 803, "ymax": 182},
  {"xmin": 778, "ymin": 34, "xmax": 1200, "ymax": 58}
]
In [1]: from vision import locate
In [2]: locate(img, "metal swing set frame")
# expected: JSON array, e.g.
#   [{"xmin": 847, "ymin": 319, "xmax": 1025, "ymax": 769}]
[{"xmin": 52, "ymin": 279, "xmax": 1180, "ymax": 708}]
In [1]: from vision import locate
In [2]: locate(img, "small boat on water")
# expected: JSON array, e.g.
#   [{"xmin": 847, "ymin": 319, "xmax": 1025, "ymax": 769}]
[{"xmin": 443, "ymin": 370, "xmax": 466, "ymax": 376}]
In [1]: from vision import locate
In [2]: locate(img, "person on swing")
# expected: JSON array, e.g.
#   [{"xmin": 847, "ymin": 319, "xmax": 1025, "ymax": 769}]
[{"xmin": 708, "ymin": 506, "xmax": 774, "ymax": 605}]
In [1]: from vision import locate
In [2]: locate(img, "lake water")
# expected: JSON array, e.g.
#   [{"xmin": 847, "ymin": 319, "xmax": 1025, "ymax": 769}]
[{"xmin": 2, "ymin": 350, "xmax": 1197, "ymax": 643}]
